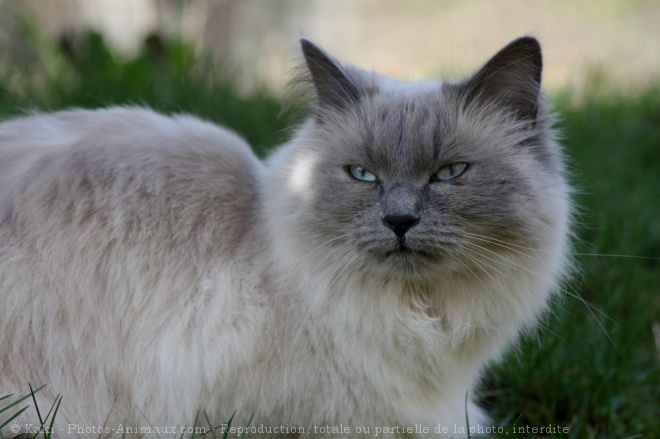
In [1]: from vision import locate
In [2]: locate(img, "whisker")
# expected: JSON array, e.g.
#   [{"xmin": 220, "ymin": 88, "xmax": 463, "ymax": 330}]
[
  {"xmin": 455, "ymin": 249, "xmax": 503, "ymax": 304},
  {"xmin": 559, "ymin": 289, "xmax": 620, "ymax": 326},
  {"xmin": 452, "ymin": 256, "xmax": 498, "ymax": 304},
  {"xmin": 460, "ymin": 245, "xmax": 513, "ymax": 281},
  {"xmin": 327, "ymin": 248, "xmax": 359, "ymax": 289},
  {"xmin": 462, "ymin": 231, "xmax": 536, "ymax": 249},
  {"xmin": 536, "ymin": 321, "xmax": 569, "ymax": 344},
  {"xmin": 463, "ymin": 241, "xmax": 617, "ymax": 346},
  {"xmin": 462, "ymin": 231, "xmax": 541, "ymax": 257},
  {"xmin": 572, "ymin": 253, "xmax": 660, "ymax": 261}
]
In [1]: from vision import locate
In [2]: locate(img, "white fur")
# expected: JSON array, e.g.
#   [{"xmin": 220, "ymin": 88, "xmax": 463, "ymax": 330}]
[{"xmin": 0, "ymin": 92, "xmax": 570, "ymax": 438}]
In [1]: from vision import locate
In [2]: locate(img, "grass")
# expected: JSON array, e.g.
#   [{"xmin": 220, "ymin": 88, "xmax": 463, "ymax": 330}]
[
  {"xmin": 0, "ymin": 30, "xmax": 295, "ymax": 157},
  {"xmin": 0, "ymin": 385, "xmax": 60, "ymax": 439},
  {"xmin": 0, "ymin": 388, "xmax": 247, "ymax": 439},
  {"xmin": 481, "ymin": 86, "xmax": 660, "ymax": 439},
  {"xmin": 1, "ymin": 29, "xmax": 658, "ymax": 438}
]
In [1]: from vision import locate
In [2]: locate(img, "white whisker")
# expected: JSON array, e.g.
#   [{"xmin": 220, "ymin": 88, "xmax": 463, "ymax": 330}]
[
  {"xmin": 452, "ymin": 256, "xmax": 498, "ymax": 304},
  {"xmin": 572, "ymin": 252, "xmax": 660, "ymax": 261},
  {"xmin": 462, "ymin": 241, "xmax": 617, "ymax": 345},
  {"xmin": 462, "ymin": 231, "xmax": 535, "ymax": 249},
  {"xmin": 327, "ymin": 248, "xmax": 359, "ymax": 289},
  {"xmin": 462, "ymin": 231, "xmax": 541, "ymax": 259}
]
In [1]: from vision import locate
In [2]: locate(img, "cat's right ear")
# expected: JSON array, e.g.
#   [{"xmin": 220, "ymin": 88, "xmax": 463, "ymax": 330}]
[
  {"xmin": 460, "ymin": 36, "xmax": 543, "ymax": 122},
  {"xmin": 300, "ymin": 38, "xmax": 360, "ymax": 111}
]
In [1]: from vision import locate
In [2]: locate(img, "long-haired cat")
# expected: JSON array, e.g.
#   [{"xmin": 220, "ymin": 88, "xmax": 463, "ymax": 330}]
[{"xmin": 0, "ymin": 36, "xmax": 571, "ymax": 437}]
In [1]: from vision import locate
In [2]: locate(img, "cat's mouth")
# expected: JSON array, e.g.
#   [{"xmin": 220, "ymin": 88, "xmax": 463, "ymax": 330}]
[
  {"xmin": 381, "ymin": 240, "xmax": 437, "ymax": 261},
  {"xmin": 359, "ymin": 234, "xmax": 446, "ymax": 266}
]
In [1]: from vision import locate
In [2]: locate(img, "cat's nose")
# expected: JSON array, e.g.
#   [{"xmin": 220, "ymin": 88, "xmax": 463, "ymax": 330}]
[{"xmin": 382, "ymin": 214, "xmax": 420, "ymax": 238}]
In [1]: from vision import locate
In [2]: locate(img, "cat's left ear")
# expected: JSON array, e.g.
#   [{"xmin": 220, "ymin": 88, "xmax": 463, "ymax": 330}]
[
  {"xmin": 461, "ymin": 36, "xmax": 543, "ymax": 121},
  {"xmin": 300, "ymin": 38, "xmax": 360, "ymax": 111}
]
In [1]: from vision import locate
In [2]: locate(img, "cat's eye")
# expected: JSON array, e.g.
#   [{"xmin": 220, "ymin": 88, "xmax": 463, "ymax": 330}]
[
  {"xmin": 433, "ymin": 162, "xmax": 468, "ymax": 182},
  {"xmin": 347, "ymin": 165, "xmax": 378, "ymax": 182}
]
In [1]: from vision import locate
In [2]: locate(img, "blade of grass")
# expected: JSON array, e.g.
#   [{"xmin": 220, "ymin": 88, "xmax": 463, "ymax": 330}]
[
  {"xmin": 41, "ymin": 394, "xmax": 61, "ymax": 430},
  {"xmin": 239, "ymin": 413, "xmax": 254, "ymax": 439},
  {"xmin": 464, "ymin": 391, "xmax": 470, "ymax": 438},
  {"xmin": 192, "ymin": 410, "xmax": 200, "ymax": 439},
  {"xmin": 29, "ymin": 383, "xmax": 45, "ymax": 428},
  {"xmin": 222, "ymin": 410, "xmax": 237, "ymax": 439},
  {"xmin": 203, "ymin": 411, "xmax": 218, "ymax": 439},
  {"xmin": 45, "ymin": 395, "xmax": 62, "ymax": 439},
  {"xmin": 0, "ymin": 405, "xmax": 29, "ymax": 430},
  {"xmin": 0, "ymin": 385, "xmax": 46, "ymax": 415}
]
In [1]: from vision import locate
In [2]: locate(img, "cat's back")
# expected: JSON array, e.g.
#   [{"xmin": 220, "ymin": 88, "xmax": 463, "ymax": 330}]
[
  {"xmin": 0, "ymin": 106, "xmax": 263, "ymax": 254},
  {"xmin": 0, "ymin": 108, "xmax": 269, "ymax": 429}
]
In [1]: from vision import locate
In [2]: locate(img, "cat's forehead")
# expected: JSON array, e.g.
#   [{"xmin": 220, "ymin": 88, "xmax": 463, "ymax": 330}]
[
  {"xmin": 352, "ymin": 79, "xmax": 452, "ymax": 175},
  {"xmin": 372, "ymin": 75, "xmax": 441, "ymax": 95}
]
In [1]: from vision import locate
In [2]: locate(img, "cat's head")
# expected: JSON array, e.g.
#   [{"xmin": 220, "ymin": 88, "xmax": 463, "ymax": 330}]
[{"xmin": 265, "ymin": 37, "xmax": 571, "ymax": 288}]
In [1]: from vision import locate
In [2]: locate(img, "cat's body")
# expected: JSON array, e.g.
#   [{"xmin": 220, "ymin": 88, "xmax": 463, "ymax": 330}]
[{"xmin": 0, "ymin": 38, "xmax": 571, "ymax": 438}]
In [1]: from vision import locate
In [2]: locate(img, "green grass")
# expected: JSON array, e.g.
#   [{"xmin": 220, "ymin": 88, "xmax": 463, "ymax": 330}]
[
  {"xmin": 482, "ymin": 89, "xmax": 660, "ymax": 437},
  {"xmin": 0, "ymin": 388, "xmax": 246, "ymax": 439},
  {"xmin": 0, "ymin": 30, "xmax": 295, "ymax": 157},
  {"xmin": 1, "ymin": 29, "xmax": 658, "ymax": 438}
]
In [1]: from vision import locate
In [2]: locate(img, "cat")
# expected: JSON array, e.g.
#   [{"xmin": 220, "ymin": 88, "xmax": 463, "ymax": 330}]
[{"xmin": 0, "ymin": 36, "xmax": 572, "ymax": 438}]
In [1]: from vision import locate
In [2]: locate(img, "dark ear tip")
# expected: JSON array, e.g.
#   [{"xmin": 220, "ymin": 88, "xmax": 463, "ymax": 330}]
[
  {"xmin": 300, "ymin": 37, "xmax": 331, "ymax": 62},
  {"xmin": 462, "ymin": 35, "xmax": 545, "ymax": 120},
  {"xmin": 509, "ymin": 36, "xmax": 542, "ymax": 61},
  {"xmin": 512, "ymin": 36, "xmax": 541, "ymax": 50},
  {"xmin": 505, "ymin": 36, "xmax": 543, "ymax": 80},
  {"xmin": 299, "ymin": 37, "xmax": 319, "ymax": 55}
]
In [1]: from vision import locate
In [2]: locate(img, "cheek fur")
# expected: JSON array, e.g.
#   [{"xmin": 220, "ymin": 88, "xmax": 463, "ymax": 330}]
[{"xmin": 306, "ymin": 170, "xmax": 380, "ymax": 240}]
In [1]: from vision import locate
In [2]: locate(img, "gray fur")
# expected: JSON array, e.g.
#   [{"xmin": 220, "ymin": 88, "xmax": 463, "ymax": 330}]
[{"xmin": 0, "ymin": 37, "xmax": 572, "ymax": 438}]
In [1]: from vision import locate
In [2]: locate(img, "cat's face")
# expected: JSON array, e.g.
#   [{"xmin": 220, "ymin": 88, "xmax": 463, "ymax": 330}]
[{"xmin": 274, "ymin": 38, "xmax": 567, "ymax": 281}]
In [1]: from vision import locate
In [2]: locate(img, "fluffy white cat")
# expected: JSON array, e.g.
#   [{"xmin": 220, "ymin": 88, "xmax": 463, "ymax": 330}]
[{"xmin": 0, "ymin": 37, "xmax": 572, "ymax": 438}]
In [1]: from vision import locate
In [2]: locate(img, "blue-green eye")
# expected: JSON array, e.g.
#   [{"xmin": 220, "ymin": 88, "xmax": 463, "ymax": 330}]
[
  {"xmin": 433, "ymin": 162, "xmax": 468, "ymax": 182},
  {"xmin": 347, "ymin": 165, "xmax": 378, "ymax": 182}
]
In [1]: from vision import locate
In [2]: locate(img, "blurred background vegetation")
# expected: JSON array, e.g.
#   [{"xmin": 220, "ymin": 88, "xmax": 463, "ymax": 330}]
[
  {"xmin": 1, "ymin": 0, "xmax": 660, "ymax": 94},
  {"xmin": 0, "ymin": 1, "xmax": 658, "ymax": 438}
]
